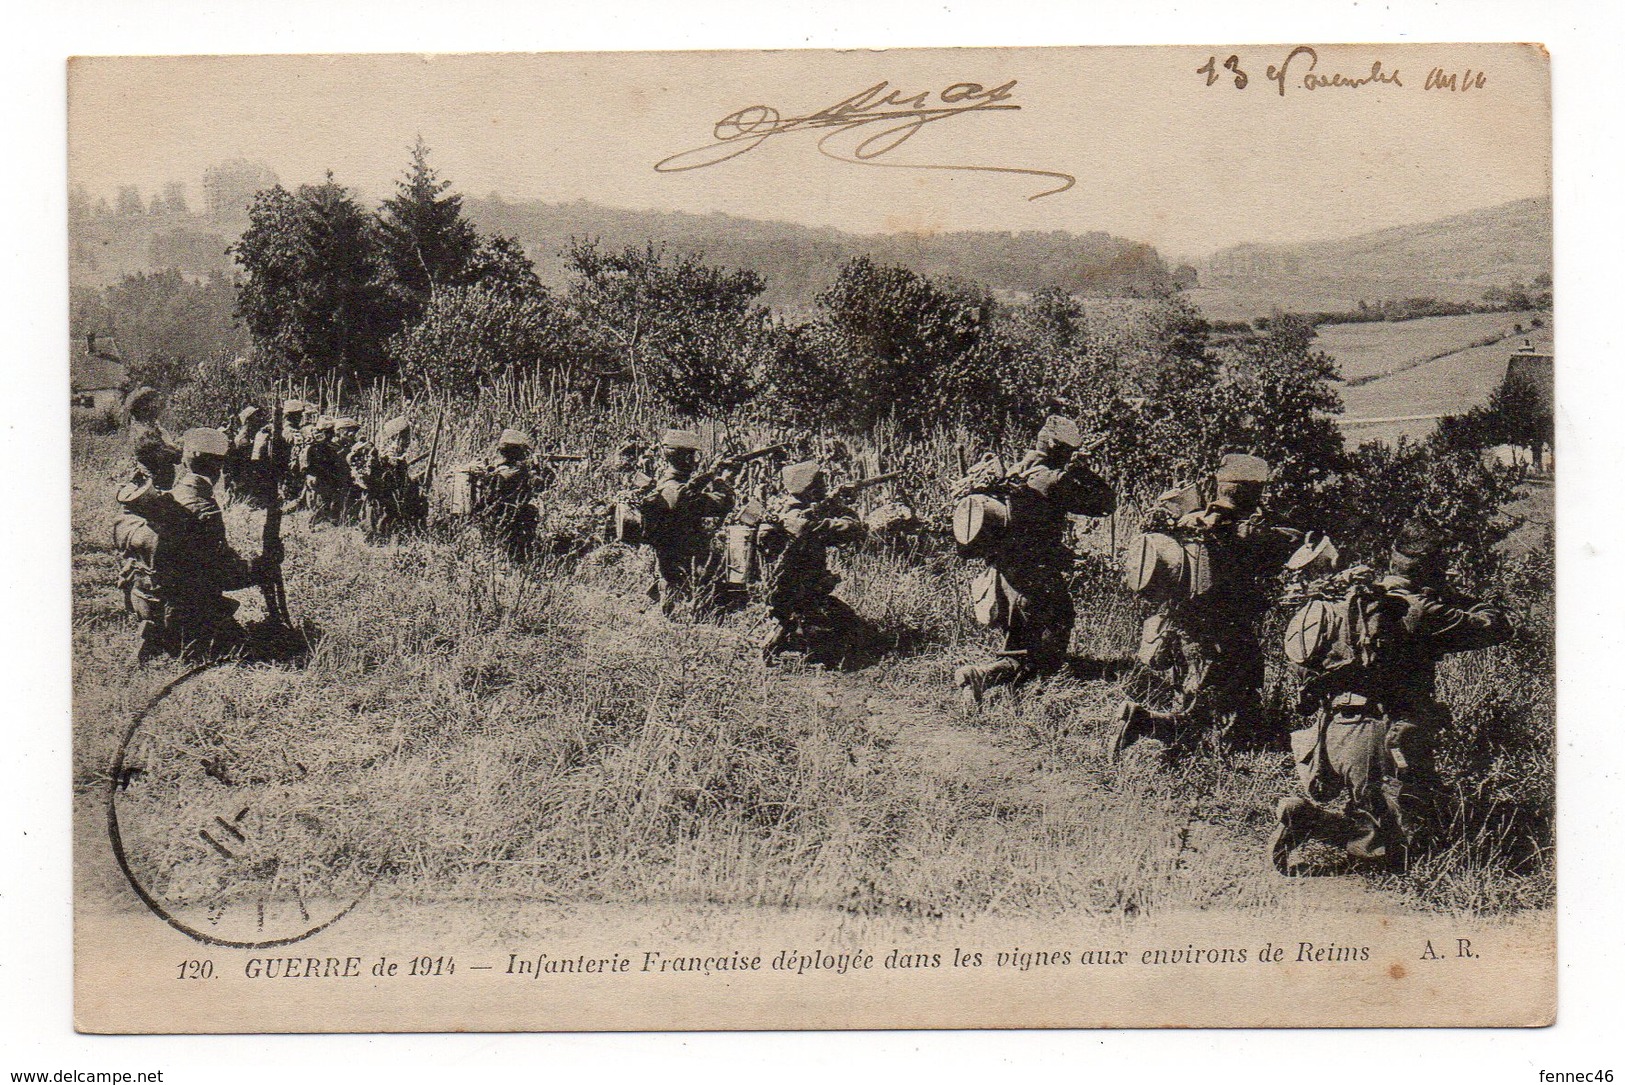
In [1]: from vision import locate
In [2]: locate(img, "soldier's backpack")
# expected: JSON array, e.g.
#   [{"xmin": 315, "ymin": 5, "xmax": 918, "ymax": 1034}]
[
  {"xmin": 1124, "ymin": 531, "xmax": 1215, "ymax": 603},
  {"xmin": 1283, "ymin": 569, "xmax": 1400, "ymax": 673}
]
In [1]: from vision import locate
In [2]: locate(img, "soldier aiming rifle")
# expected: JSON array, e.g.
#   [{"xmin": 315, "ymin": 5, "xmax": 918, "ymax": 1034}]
[
  {"xmin": 463, "ymin": 430, "xmax": 583, "ymax": 563},
  {"xmin": 633, "ymin": 430, "xmax": 738, "ymax": 615},
  {"xmin": 350, "ymin": 413, "xmax": 441, "ymax": 540},
  {"xmin": 1269, "ymin": 518, "xmax": 1511, "ymax": 874},
  {"xmin": 1113, "ymin": 453, "xmax": 1306, "ymax": 756},
  {"xmin": 758, "ymin": 462, "xmax": 898, "ymax": 665},
  {"xmin": 951, "ymin": 416, "xmax": 1115, "ymax": 705}
]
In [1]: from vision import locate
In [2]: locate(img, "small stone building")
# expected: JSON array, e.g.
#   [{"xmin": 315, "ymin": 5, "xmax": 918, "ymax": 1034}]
[{"xmin": 70, "ymin": 333, "xmax": 129, "ymax": 419}]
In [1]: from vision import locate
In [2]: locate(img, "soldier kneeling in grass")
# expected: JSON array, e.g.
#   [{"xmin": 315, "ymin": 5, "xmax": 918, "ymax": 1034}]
[
  {"xmin": 1113, "ymin": 454, "xmax": 1303, "ymax": 755},
  {"xmin": 349, "ymin": 416, "xmax": 430, "ymax": 541},
  {"xmin": 638, "ymin": 428, "xmax": 736, "ymax": 616},
  {"xmin": 114, "ymin": 428, "xmax": 278, "ymax": 663},
  {"xmin": 1269, "ymin": 518, "xmax": 1511, "ymax": 874},
  {"xmin": 951, "ymin": 416, "xmax": 1115, "ymax": 705},
  {"xmin": 758, "ymin": 460, "xmax": 870, "ymax": 666}
]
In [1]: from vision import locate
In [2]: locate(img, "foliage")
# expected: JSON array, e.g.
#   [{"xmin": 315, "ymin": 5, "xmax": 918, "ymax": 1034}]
[
  {"xmin": 1433, "ymin": 366, "xmax": 1553, "ymax": 495},
  {"xmin": 230, "ymin": 177, "xmax": 401, "ymax": 384},
  {"xmin": 388, "ymin": 283, "xmax": 576, "ymax": 397},
  {"xmin": 764, "ymin": 258, "xmax": 998, "ymax": 435},
  {"xmin": 70, "ymin": 268, "xmax": 250, "ymax": 399},
  {"xmin": 1323, "ymin": 436, "xmax": 1523, "ymax": 590},
  {"xmin": 166, "ymin": 351, "xmax": 283, "ymax": 427},
  {"xmin": 565, "ymin": 240, "xmax": 768, "ymax": 414},
  {"xmin": 375, "ymin": 137, "xmax": 483, "ymax": 320}
]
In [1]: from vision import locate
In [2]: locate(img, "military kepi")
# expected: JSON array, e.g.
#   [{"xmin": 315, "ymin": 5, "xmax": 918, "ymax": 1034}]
[
  {"xmin": 781, "ymin": 460, "xmax": 823, "ymax": 497},
  {"xmin": 181, "ymin": 427, "xmax": 229, "ymax": 457},
  {"xmin": 661, "ymin": 428, "xmax": 703, "ymax": 451},
  {"xmin": 1215, "ymin": 453, "xmax": 1271, "ymax": 484},
  {"xmin": 498, "ymin": 428, "xmax": 532, "ymax": 449},
  {"xmin": 1038, "ymin": 415, "xmax": 1082, "ymax": 448}
]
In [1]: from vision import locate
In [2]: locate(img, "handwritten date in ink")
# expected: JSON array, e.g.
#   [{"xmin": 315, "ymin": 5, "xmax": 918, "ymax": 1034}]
[{"xmin": 1197, "ymin": 46, "xmax": 1484, "ymax": 96}]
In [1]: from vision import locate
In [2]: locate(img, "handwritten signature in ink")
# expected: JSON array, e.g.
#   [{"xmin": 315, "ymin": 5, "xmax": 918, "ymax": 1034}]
[{"xmin": 654, "ymin": 80, "xmax": 1076, "ymax": 201}]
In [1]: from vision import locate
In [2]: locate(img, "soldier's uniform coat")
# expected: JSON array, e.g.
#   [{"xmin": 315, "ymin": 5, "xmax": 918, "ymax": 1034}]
[
  {"xmin": 301, "ymin": 434, "xmax": 354, "ymax": 525},
  {"xmin": 1139, "ymin": 502, "xmax": 1302, "ymax": 746},
  {"xmin": 974, "ymin": 452, "xmax": 1114, "ymax": 685},
  {"xmin": 1289, "ymin": 575, "xmax": 1510, "ymax": 859},
  {"xmin": 475, "ymin": 454, "xmax": 546, "ymax": 562},
  {"xmin": 116, "ymin": 471, "xmax": 257, "ymax": 658},
  {"xmin": 641, "ymin": 463, "xmax": 733, "ymax": 611}
]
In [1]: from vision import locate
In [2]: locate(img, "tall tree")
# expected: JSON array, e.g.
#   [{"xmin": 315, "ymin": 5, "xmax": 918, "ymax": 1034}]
[
  {"xmin": 376, "ymin": 137, "xmax": 480, "ymax": 319},
  {"xmin": 230, "ymin": 175, "xmax": 399, "ymax": 383}
]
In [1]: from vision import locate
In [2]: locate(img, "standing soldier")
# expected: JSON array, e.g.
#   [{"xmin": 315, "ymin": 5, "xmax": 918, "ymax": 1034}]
[
  {"xmin": 350, "ymin": 416, "xmax": 429, "ymax": 540},
  {"xmin": 114, "ymin": 428, "xmax": 269, "ymax": 662},
  {"xmin": 277, "ymin": 399, "xmax": 312, "ymax": 506},
  {"xmin": 123, "ymin": 385, "xmax": 181, "ymax": 489},
  {"xmin": 1270, "ymin": 519, "xmax": 1512, "ymax": 873},
  {"xmin": 224, "ymin": 405, "xmax": 270, "ymax": 507},
  {"xmin": 759, "ymin": 460, "xmax": 870, "ymax": 664},
  {"xmin": 471, "ymin": 429, "xmax": 547, "ymax": 563},
  {"xmin": 952, "ymin": 416, "xmax": 1116, "ymax": 704},
  {"xmin": 1113, "ymin": 454, "xmax": 1303, "ymax": 755},
  {"xmin": 639, "ymin": 429, "xmax": 735, "ymax": 615}
]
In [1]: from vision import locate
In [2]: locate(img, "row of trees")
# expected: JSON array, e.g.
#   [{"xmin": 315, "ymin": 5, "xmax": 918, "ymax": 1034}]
[
  {"xmin": 1303, "ymin": 276, "xmax": 1554, "ymax": 327},
  {"xmin": 69, "ymin": 182, "xmax": 191, "ymax": 221},
  {"xmin": 229, "ymin": 145, "xmax": 1346, "ymax": 446}
]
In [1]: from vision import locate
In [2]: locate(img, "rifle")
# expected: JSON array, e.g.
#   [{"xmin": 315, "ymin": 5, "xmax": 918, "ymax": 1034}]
[
  {"xmin": 415, "ymin": 410, "xmax": 446, "ymax": 484},
  {"xmin": 795, "ymin": 472, "xmax": 901, "ymax": 536},
  {"xmin": 1072, "ymin": 431, "xmax": 1109, "ymax": 457},
  {"xmin": 717, "ymin": 442, "xmax": 792, "ymax": 472},
  {"xmin": 260, "ymin": 399, "xmax": 292, "ymax": 630},
  {"xmin": 825, "ymin": 471, "xmax": 902, "ymax": 505},
  {"xmin": 684, "ymin": 442, "xmax": 793, "ymax": 496},
  {"xmin": 536, "ymin": 452, "xmax": 588, "ymax": 463}
]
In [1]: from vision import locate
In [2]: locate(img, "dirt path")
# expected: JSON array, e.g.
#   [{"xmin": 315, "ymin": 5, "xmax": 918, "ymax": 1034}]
[{"xmin": 781, "ymin": 663, "xmax": 1407, "ymax": 916}]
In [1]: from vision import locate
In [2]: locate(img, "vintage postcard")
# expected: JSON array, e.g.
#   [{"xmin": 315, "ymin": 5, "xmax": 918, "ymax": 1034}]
[{"xmin": 69, "ymin": 45, "xmax": 1554, "ymax": 1032}]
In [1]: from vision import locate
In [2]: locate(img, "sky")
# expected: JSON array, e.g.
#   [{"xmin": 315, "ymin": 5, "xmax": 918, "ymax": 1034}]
[{"xmin": 67, "ymin": 45, "xmax": 1550, "ymax": 260}]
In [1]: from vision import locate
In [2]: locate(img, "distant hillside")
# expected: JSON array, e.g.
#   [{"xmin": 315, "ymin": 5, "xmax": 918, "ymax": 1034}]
[
  {"xmin": 69, "ymin": 208, "xmax": 243, "ymax": 291},
  {"xmin": 66, "ymin": 194, "xmax": 1175, "ymax": 315},
  {"xmin": 1188, "ymin": 196, "xmax": 1552, "ymax": 323},
  {"xmin": 464, "ymin": 197, "xmax": 1172, "ymax": 313}
]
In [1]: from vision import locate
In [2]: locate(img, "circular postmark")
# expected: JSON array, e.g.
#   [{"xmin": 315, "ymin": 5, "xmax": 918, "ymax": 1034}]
[{"xmin": 108, "ymin": 664, "xmax": 382, "ymax": 948}]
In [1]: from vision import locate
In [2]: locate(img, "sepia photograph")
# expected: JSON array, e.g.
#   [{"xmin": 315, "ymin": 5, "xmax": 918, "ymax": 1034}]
[{"xmin": 64, "ymin": 43, "xmax": 1558, "ymax": 1033}]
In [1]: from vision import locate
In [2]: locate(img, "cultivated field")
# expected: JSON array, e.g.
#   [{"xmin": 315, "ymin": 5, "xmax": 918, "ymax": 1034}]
[
  {"xmin": 72, "ymin": 417, "xmax": 1555, "ymax": 935},
  {"xmin": 1319, "ymin": 312, "xmax": 1551, "ymax": 446}
]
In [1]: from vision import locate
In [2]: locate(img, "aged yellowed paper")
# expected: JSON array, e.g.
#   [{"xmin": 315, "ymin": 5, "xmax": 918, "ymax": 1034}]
[{"xmin": 69, "ymin": 44, "xmax": 1553, "ymax": 1032}]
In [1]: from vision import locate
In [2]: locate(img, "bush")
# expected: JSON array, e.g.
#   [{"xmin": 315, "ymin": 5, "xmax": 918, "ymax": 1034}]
[{"xmin": 389, "ymin": 283, "xmax": 576, "ymax": 398}]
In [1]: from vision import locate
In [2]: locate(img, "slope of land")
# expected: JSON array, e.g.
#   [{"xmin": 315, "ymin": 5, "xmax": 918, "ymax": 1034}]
[
  {"xmin": 1191, "ymin": 197, "xmax": 1551, "ymax": 323},
  {"xmin": 72, "ymin": 429, "xmax": 1549, "ymax": 935}
]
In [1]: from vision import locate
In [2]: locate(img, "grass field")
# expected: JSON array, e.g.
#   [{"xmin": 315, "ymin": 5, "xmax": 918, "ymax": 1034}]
[
  {"xmin": 72, "ymin": 424, "xmax": 1555, "ymax": 934},
  {"xmin": 1312, "ymin": 312, "xmax": 1552, "ymax": 446}
]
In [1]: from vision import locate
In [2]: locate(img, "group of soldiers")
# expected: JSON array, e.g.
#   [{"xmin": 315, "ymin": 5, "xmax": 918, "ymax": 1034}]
[
  {"xmin": 941, "ymin": 414, "xmax": 1510, "ymax": 873},
  {"xmin": 108, "ymin": 389, "xmax": 1513, "ymax": 876},
  {"xmin": 115, "ymin": 387, "xmax": 277, "ymax": 662},
  {"xmin": 215, "ymin": 398, "xmax": 433, "ymax": 537},
  {"xmin": 113, "ymin": 390, "xmax": 434, "ymax": 660}
]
